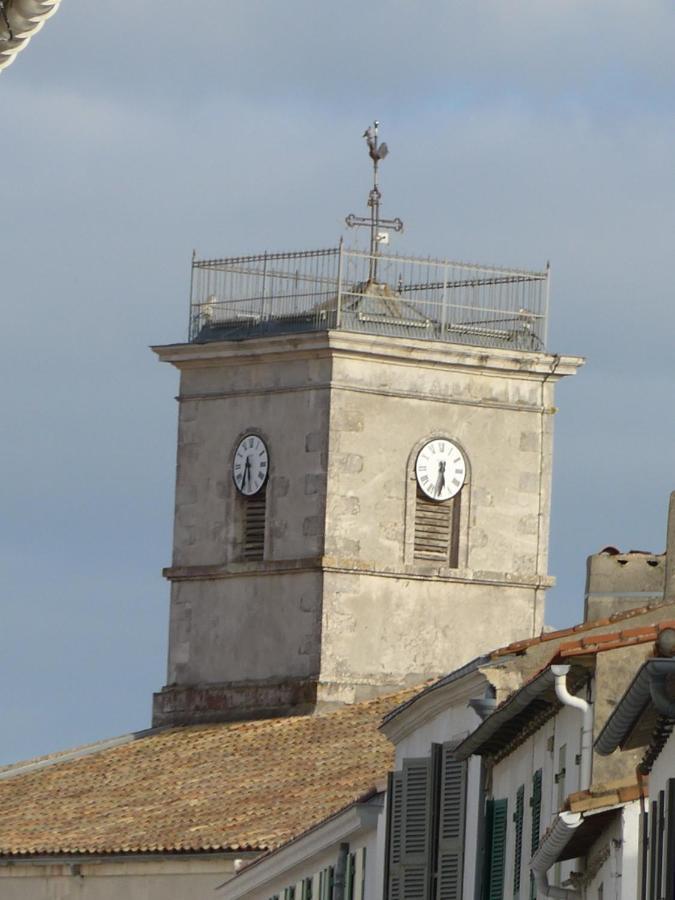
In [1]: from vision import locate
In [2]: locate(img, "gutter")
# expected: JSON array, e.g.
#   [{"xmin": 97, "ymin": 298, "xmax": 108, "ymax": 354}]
[
  {"xmin": 529, "ymin": 812, "xmax": 582, "ymax": 900},
  {"xmin": 595, "ymin": 659, "xmax": 675, "ymax": 756}
]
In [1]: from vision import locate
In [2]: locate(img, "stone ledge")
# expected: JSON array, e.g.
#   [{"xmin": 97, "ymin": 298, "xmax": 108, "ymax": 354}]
[
  {"xmin": 152, "ymin": 678, "xmax": 318, "ymax": 727},
  {"xmin": 164, "ymin": 557, "xmax": 554, "ymax": 589}
]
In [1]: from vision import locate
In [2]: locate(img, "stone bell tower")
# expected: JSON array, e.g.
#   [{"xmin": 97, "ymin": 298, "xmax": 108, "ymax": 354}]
[{"xmin": 151, "ymin": 125, "xmax": 583, "ymax": 726}]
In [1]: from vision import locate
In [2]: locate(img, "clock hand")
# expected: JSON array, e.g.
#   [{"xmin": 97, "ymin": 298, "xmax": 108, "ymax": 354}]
[
  {"xmin": 242, "ymin": 456, "xmax": 251, "ymax": 489},
  {"xmin": 435, "ymin": 460, "xmax": 446, "ymax": 497}
]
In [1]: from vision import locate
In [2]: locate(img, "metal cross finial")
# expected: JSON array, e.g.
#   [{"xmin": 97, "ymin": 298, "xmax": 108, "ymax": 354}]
[{"xmin": 346, "ymin": 121, "xmax": 403, "ymax": 282}]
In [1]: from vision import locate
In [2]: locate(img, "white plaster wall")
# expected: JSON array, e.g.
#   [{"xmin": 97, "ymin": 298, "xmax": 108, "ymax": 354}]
[
  {"xmin": 394, "ymin": 702, "xmax": 480, "ymax": 765},
  {"xmin": 232, "ymin": 825, "xmax": 378, "ymax": 900},
  {"xmin": 491, "ymin": 704, "xmax": 586, "ymax": 897},
  {"xmin": 583, "ymin": 803, "xmax": 640, "ymax": 900}
]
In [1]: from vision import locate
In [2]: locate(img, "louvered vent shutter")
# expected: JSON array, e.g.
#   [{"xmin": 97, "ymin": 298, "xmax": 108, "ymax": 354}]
[
  {"xmin": 243, "ymin": 491, "xmax": 266, "ymax": 560},
  {"xmin": 529, "ymin": 770, "xmax": 542, "ymax": 900},
  {"xmin": 485, "ymin": 799, "xmax": 508, "ymax": 900},
  {"xmin": 413, "ymin": 494, "xmax": 460, "ymax": 566},
  {"xmin": 402, "ymin": 758, "xmax": 433, "ymax": 900},
  {"xmin": 512, "ymin": 786, "xmax": 524, "ymax": 898},
  {"xmin": 386, "ymin": 771, "xmax": 404, "ymax": 900},
  {"xmin": 435, "ymin": 745, "xmax": 467, "ymax": 900}
]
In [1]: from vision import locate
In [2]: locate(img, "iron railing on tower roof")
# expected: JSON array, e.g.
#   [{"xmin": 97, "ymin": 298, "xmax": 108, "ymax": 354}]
[{"xmin": 188, "ymin": 243, "xmax": 549, "ymax": 352}]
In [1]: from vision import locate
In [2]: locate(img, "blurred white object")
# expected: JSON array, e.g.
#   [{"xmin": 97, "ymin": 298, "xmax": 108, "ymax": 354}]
[{"xmin": 0, "ymin": 0, "xmax": 62, "ymax": 73}]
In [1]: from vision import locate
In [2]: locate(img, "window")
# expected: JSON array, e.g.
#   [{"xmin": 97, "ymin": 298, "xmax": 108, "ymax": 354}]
[
  {"xmin": 345, "ymin": 848, "xmax": 366, "ymax": 900},
  {"xmin": 301, "ymin": 877, "xmax": 313, "ymax": 900},
  {"xmin": 318, "ymin": 867, "xmax": 334, "ymax": 900},
  {"xmin": 385, "ymin": 743, "xmax": 468, "ymax": 900},
  {"xmin": 555, "ymin": 745, "xmax": 566, "ymax": 810}
]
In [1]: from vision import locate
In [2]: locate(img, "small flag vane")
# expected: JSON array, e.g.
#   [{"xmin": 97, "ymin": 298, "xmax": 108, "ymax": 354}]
[{"xmin": 346, "ymin": 121, "xmax": 403, "ymax": 282}]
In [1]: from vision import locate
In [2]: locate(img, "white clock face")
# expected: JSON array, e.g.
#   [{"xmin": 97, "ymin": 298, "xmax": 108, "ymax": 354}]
[
  {"xmin": 233, "ymin": 434, "xmax": 269, "ymax": 496},
  {"xmin": 415, "ymin": 438, "xmax": 466, "ymax": 502}
]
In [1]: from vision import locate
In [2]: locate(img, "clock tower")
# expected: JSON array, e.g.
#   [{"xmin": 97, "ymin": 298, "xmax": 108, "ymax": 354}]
[{"xmin": 151, "ymin": 128, "xmax": 583, "ymax": 726}]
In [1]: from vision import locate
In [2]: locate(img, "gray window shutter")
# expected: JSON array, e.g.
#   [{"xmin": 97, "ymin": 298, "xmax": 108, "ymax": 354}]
[
  {"xmin": 665, "ymin": 779, "xmax": 675, "ymax": 900},
  {"xmin": 402, "ymin": 757, "xmax": 433, "ymax": 900},
  {"xmin": 386, "ymin": 771, "xmax": 404, "ymax": 900},
  {"xmin": 529, "ymin": 769, "xmax": 542, "ymax": 900},
  {"xmin": 435, "ymin": 744, "xmax": 467, "ymax": 900}
]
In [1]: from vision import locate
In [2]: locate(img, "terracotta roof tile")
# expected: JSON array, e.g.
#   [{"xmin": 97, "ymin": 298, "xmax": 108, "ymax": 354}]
[
  {"xmin": 490, "ymin": 603, "xmax": 675, "ymax": 659},
  {"xmin": 557, "ymin": 620, "xmax": 675, "ymax": 658},
  {"xmin": 0, "ymin": 689, "xmax": 417, "ymax": 858},
  {"xmin": 566, "ymin": 776, "xmax": 644, "ymax": 813}
]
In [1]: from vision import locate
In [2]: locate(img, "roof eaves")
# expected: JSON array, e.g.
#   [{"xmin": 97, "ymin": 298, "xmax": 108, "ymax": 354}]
[
  {"xmin": 380, "ymin": 656, "xmax": 488, "ymax": 729},
  {"xmin": 453, "ymin": 666, "xmax": 559, "ymax": 761},
  {"xmin": 217, "ymin": 789, "xmax": 384, "ymax": 898},
  {"xmin": 595, "ymin": 658, "xmax": 675, "ymax": 756}
]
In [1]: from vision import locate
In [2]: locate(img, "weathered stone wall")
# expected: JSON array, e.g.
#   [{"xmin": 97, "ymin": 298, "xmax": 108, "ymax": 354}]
[
  {"xmin": 153, "ymin": 333, "xmax": 582, "ymax": 722},
  {"xmin": 0, "ymin": 858, "xmax": 237, "ymax": 900},
  {"xmin": 585, "ymin": 551, "xmax": 665, "ymax": 622}
]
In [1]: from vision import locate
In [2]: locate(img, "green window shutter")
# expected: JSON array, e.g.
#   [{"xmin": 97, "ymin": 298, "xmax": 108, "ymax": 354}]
[
  {"xmin": 435, "ymin": 744, "xmax": 467, "ymax": 900},
  {"xmin": 512, "ymin": 786, "xmax": 524, "ymax": 898},
  {"xmin": 360, "ymin": 847, "xmax": 367, "ymax": 900},
  {"xmin": 402, "ymin": 757, "xmax": 433, "ymax": 900},
  {"xmin": 665, "ymin": 779, "xmax": 675, "ymax": 900},
  {"xmin": 529, "ymin": 769, "xmax": 543, "ymax": 900},
  {"xmin": 386, "ymin": 771, "xmax": 404, "ymax": 900},
  {"xmin": 485, "ymin": 799, "xmax": 508, "ymax": 900},
  {"xmin": 346, "ymin": 851, "xmax": 355, "ymax": 900}
]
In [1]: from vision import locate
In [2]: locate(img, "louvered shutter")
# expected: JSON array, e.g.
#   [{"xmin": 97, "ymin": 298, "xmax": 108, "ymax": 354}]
[
  {"xmin": 402, "ymin": 757, "xmax": 433, "ymax": 900},
  {"xmin": 665, "ymin": 780, "xmax": 675, "ymax": 900},
  {"xmin": 485, "ymin": 799, "xmax": 508, "ymax": 900},
  {"xmin": 346, "ymin": 852, "xmax": 355, "ymax": 900},
  {"xmin": 529, "ymin": 769, "xmax": 542, "ymax": 900},
  {"xmin": 386, "ymin": 771, "xmax": 404, "ymax": 900},
  {"xmin": 650, "ymin": 800, "xmax": 658, "ymax": 900},
  {"xmin": 435, "ymin": 744, "xmax": 467, "ymax": 900},
  {"xmin": 512, "ymin": 786, "xmax": 524, "ymax": 898},
  {"xmin": 243, "ymin": 491, "xmax": 266, "ymax": 559}
]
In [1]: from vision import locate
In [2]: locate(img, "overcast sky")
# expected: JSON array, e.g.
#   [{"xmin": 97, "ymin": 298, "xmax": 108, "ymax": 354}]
[{"xmin": 3, "ymin": 0, "xmax": 675, "ymax": 764}]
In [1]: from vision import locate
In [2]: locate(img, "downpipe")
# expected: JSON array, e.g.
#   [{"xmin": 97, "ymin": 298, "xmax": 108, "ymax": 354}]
[
  {"xmin": 552, "ymin": 665, "xmax": 593, "ymax": 791},
  {"xmin": 531, "ymin": 665, "xmax": 593, "ymax": 899}
]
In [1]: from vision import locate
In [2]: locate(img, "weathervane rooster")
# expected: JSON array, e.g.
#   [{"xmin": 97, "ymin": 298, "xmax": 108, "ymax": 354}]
[{"xmin": 346, "ymin": 121, "xmax": 403, "ymax": 282}]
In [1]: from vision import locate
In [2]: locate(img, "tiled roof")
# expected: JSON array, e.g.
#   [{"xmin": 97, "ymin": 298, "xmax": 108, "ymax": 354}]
[
  {"xmin": 566, "ymin": 776, "xmax": 643, "ymax": 813},
  {"xmin": 557, "ymin": 620, "xmax": 675, "ymax": 658},
  {"xmin": 0, "ymin": 689, "xmax": 416, "ymax": 857},
  {"xmin": 0, "ymin": 0, "xmax": 61, "ymax": 72},
  {"xmin": 490, "ymin": 601, "xmax": 675, "ymax": 659}
]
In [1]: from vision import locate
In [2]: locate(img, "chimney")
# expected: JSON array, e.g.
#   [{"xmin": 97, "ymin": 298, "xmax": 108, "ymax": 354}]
[
  {"xmin": 664, "ymin": 492, "xmax": 675, "ymax": 604},
  {"xmin": 584, "ymin": 547, "xmax": 664, "ymax": 622}
]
